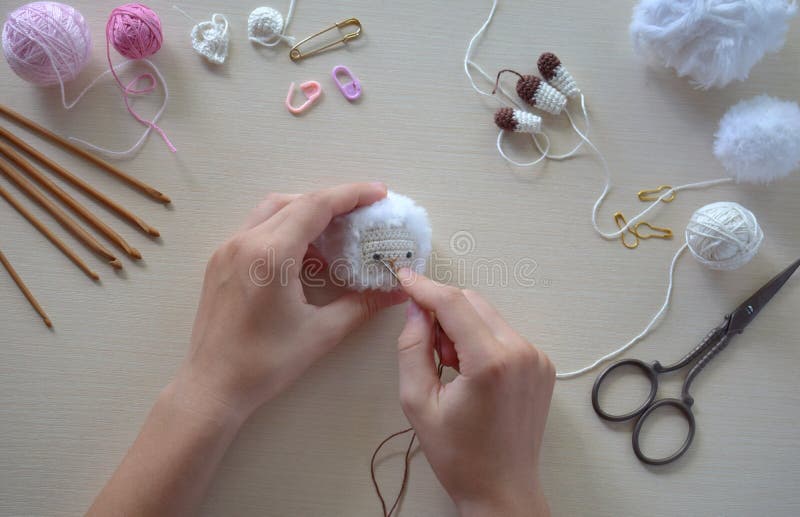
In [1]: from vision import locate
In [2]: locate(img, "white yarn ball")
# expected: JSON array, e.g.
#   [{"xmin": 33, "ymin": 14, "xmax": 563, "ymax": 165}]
[
  {"xmin": 714, "ymin": 95, "xmax": 800, "ymax": 185},
  {"xmin": 630, "ymin": 0, "xmax": 798, "ymax": 89},
  {"xmin": 685, "ymin": 202, "xmax": 763, "ymax": 271},
  {"xmin": 248, "ymin": 7, "xmax": 284, "ymax": 44}
]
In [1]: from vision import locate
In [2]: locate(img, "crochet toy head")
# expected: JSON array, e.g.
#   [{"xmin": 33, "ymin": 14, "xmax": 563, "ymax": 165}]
[{"xmin": 314, "ymin": 191, "xmax": 432, "ymax": 291}]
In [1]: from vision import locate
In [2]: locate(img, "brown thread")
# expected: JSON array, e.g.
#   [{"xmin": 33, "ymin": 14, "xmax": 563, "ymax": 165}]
[
  {"xmin": 492, "ymin": 69, "xmax": 541, "ymax": 106},
  {"xmin": 371, "ymin": 363, "xmax": 444, "ymax": 517}
]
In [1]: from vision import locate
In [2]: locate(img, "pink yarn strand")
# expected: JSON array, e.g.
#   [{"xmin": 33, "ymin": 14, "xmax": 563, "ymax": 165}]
[{"xmin": 105, "ymin": 4, "xmax": 175, "ymax": 153}]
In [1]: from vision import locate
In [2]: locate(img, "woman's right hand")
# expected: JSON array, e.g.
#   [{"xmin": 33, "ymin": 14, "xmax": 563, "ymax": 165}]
[{"xmin": 395, "ymin": 269, "xmax": 555, "ymax": 517}]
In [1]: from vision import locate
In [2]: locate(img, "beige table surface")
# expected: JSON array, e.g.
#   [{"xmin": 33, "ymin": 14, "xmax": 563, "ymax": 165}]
[{"xmin": 2, "ymin": 0, "xmax": 800, "ymax": 515}]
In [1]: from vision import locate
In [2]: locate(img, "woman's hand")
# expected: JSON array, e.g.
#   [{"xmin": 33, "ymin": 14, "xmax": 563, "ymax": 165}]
[
  {"xmin": 179, "ymin": 182, "xmax": 407, "ymax": 418},
  {"xmin": 395, "ymin": 269, "xmax": 555, "ymax": 517}
]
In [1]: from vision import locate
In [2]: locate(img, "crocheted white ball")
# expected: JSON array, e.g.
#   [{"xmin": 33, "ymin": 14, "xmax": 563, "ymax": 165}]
[
  {"xmin": 248, "ymin": 6, "xmax": 285, "ymax": 45},
  {"xmin": 630, "ymin": 0, "xmax": 798, "ymax": 89},
  {"xmin": 714, "ymin": 95, "xmax": 800, "ymax": 185},
  {"xmin": 314, "ymin": 191, "xmax": 432, "ymax": 292},
  {"xmin": 685, "ymin": 202, "xmax": 763, "ymax": 271}
]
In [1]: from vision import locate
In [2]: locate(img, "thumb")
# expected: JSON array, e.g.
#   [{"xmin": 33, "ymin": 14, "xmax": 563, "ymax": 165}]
[
  {"xmin": 316, "ymin": 289, "xmax": 408, "ymax": 345},
  {"xmin": 397, "ymin": 301, "xmax": 440, "ymax": 418}
]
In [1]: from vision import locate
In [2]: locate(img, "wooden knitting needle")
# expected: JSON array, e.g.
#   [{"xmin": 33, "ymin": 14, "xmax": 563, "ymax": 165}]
[
  {"xmin": 0, "ymin": 184, "xmax": 99, "ymax": 280},
  {"xmin": 0, "ymin": 126, "xmax": 160, "ymax": 237},
  {"xmin": 0, "ymin": 104, "xmax": 171, "ymax": 204},
  {"xmin": 0, "ymin": 247, "xmax": 52, "ymax": 328},
  {"xmin": 0, "ymin": 159, "xmax": 122, "ymax": 269},
  {"xmin": 0, "ymin": 141, "xmax": 142, "ymax": 260}
]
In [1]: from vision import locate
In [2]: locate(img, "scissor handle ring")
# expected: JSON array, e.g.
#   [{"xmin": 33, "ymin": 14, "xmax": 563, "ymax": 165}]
[
  {"xmin": 632, "ymin": 398, "xmax": 696, "ymax": 465},
  {"xmin": 591, "ymin": 359, "xmax": 659, "ymax": 422}
]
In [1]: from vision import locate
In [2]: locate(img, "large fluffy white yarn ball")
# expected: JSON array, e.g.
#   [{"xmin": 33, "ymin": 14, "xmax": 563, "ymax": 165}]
[
  {"xmin": 685, "ymin": 202, "xmax": 763, "ymax": 271},
  {"xmin": 714, "ymin": 95, "xmax": 800, "ymax": 184},
  {"xmin": 630, "ymin": 0, "xmax": 797, "ymax": 89}
]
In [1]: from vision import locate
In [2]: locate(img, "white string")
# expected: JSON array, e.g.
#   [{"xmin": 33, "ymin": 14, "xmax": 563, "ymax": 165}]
[
  {"xmin": 67, "ymin": 59, "xmax": 169, "ymax": 159},
  {"xmin": 556, "ymin": 242, "xmax": 689, "ymax": 379},
  {"xmin": 496, "ymin": 130, "xmax": 551, "ymax": 167}
]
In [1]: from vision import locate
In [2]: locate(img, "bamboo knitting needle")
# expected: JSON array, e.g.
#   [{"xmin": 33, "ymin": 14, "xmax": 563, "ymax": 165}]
[
  {"xmin": 0, "ymin": 104, "xmax": 171, "ymax": 204},
  {"xmin": 0, "ymin": 185, "xmax": 99, "ymax": 280},
  {"xmin": 0, "ymin": 126, "xmax": 160, "ymax": 237},
  {"xmin": 0, "ymin": 159, "xmax": 122, "ymax": 269},
  {"xmin": 0, "ymin": 247, "xmax": 52, "ymax": 328},
  {"xmin": 0, "ymin": 141, "xmax": 142, "ymax": 260}
]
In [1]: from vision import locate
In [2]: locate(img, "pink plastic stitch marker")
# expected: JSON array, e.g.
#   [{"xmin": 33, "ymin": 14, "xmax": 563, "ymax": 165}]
[
  {"xmin": 286, "ymin": 81, "xmax": 322, "ymax": 115},
  {"xmin": 331, "ymin": 65, "xmax": 362, "ymax": 101}
]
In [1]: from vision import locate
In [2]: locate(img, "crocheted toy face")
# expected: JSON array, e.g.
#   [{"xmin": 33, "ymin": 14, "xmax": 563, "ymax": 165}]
[{"xmin": 314, "ymin": 191, "xmax": 432, "ymax": 291}]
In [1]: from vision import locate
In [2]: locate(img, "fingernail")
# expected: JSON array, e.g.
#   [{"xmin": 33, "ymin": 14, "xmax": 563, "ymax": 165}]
[
  {"xmin": 371, "ymin": 181, "xmax": 387, "ymax": 192},
  {"xmin": 406, "ymin": 300, "xmax": 423, "ymax": 320},
  {"xmin": 397, "ymin": 267, "xmax": 413, "ymax": 280}
]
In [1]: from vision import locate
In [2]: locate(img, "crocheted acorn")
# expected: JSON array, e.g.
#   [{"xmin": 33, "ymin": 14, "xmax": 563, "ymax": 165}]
[
  {"xmin": 494, "ymin": 107, "xmax": 542, "ymax": 134},
  {"xmin": 714, "ymin": 95, "xmax": 800, "ymax": 185},
  {"xmin": 537, "ymin": 52, "xmax": 580, "ymax": 98},
  {"xmin": 314, "ymin": 191, "xmax": 432, "ymax": 292},
  {"xmin": 496, "ymin": 69, "xmax": 566, "ymax": 116}
]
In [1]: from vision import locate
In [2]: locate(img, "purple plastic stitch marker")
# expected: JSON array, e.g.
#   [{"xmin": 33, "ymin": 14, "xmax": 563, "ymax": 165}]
[{"xmin": 332, "ymin": 65, "xmax": 362, "ymax": 101}]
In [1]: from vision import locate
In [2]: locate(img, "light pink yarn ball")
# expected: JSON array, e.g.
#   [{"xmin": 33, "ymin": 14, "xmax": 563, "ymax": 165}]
[
  {"xmin": 2, "ymin": 1, "xmax": 91, "ymax": 86},
  {"xmin": 106, "ymin": 3, "xmax": 163, "ymax": 60}
]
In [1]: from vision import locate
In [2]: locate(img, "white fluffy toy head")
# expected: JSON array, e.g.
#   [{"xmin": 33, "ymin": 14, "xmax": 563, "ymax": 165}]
[
  {"xmin": 313, "ymin": 191, "xmax": 432, "ymax": 291},
  {"xmin": 714, "ymin": 95, "xmax": 800, "ymax": 184},
  {"xmin": 630, "ymin": 0, "xmax": 797, "ymax": 89}
]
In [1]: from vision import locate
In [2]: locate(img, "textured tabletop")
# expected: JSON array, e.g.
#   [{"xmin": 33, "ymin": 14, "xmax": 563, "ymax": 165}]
[{"xmin": 2, "ymin": 0, "xmax": 799, "ymax": 515}]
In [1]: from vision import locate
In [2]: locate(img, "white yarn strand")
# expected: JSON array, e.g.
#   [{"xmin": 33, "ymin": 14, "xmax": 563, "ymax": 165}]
[
  {"xmin": 67, "ymin": 59, "xmax": 170, "ymax": 159},
  {"xmin": 556, "ymin": 242, "xmax": 688, "ymax": 379}
]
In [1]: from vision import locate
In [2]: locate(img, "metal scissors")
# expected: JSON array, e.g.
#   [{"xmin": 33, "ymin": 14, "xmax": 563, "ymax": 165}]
[{"xmin": 591, "ymin": 257, "xmax": 800, "ymax": 465}]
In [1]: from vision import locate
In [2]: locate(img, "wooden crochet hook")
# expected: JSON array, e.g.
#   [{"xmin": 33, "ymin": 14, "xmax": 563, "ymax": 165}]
[
  {"xmin": 0, "ymin": 105, "xmax": 171, "ymax": 204},
  {"xmin": 0, "ymin": 141, "xmax": 142, "ymax": 260},
  {"xmin": 0, "ymin": 159, "xmax": 122, "ymax": 269},
  {"xmin": 0, "ymin": 247, "xmax": 52, "ymax": 328},
  {"xmin": 0, "ymin": 184, "xmax": 99, "ymax": 280},
  {"xmin": 0, "ymin": 126, "xmax": 160, "ymax": 237}
]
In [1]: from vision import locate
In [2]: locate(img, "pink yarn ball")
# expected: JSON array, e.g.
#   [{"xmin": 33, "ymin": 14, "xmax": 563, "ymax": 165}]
[
  {"xmin": 106, "ymin": 3, "xmax": 163, "ymax": 60},
  {"xmin": 1, "ymin": 1, "xmax": 91, "ymax": 86}
]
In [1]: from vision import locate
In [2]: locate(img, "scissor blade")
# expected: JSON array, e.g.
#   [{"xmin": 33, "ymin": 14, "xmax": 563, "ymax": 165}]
[{"xmin": 728, "ymin": 257, "xmax": 800, "ymax": 334}]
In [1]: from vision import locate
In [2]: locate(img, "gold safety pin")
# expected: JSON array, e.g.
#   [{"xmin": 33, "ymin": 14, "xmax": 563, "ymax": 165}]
[
  {"xmin": 613, "ymin": 212, "xmax": 639, "ymax": 249},
  {"xmin": 637, "ymin": 185, "xmax": 675, "ymax": 203},
  {"xmin": 289, "ymin": 18, "xmax": 362, "ymax": 62},
  {"xmin": 632, "ymin": 221, "xmax": 673, "ymax": 240}
]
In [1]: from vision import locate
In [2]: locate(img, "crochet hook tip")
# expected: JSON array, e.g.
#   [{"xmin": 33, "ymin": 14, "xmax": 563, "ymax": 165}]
[{"xmin": 110, "ymin": 258, "xmax": 123, "ymax": 270}]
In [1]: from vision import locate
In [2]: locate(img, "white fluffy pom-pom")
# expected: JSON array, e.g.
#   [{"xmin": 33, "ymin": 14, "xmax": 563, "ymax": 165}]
[
  {"xmin": 714, "ymin": 95, "xmax": 800, "ymax": 184},
  {"xmin": 630, "ymin": 0, "xmax": 797, "ymax": 89},
  {"xmin": 313, "ymin": 191, "xmax": 432, "ymax": 292}
]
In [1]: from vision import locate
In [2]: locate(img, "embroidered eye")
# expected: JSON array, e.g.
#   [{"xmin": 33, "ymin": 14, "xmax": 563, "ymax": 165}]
[
  {"xmin": 373, "ymin": 253, "xmax": 382, "ymax": 260},
  {"xmin": 406, "ymin": 251, "xmax": 413, "ymax": 258}
]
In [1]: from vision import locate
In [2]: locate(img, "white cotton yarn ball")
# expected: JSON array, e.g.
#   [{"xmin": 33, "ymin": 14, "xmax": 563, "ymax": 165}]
[
  {"xmin": 247, "ymin": 7, "xmax": 284, "ymax": 45},
  {"xmin": 714, "ymin": 95, "xmax": 800, "ymax": 185},
  {"xmin": 685, "ymin": 202, "xmax": 763, "ymax": 271},
  {"xmin": 630, "ymin": 0, "xmax": 798, "ymax": 89}
]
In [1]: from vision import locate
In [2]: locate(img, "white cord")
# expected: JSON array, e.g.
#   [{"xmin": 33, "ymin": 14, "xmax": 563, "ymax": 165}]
[{"xmin": 556, "ymin": 242, "xmax": 689, "ymax": 379}]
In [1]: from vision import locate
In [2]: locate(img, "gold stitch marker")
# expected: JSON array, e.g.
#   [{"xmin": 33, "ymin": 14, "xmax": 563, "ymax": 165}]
[
  {"xmin": 289, "ymin": 18, "xmax": 362, "ymax": 62},
  {"xmin": 638, "ymin": 185, "xmax": 675, "ymax": 203},
  {"xmin": 633, "ymin": 221, "xmax": 673, "ymax": 240},
  {"xmin": 613, "ymin": 212, "xmax": 639, "ymax": 249}
]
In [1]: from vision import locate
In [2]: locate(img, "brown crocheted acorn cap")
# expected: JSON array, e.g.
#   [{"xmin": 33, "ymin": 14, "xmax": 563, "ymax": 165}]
[
  {"xmin": 516, "ymin": 75, "xmax": 542, "ymax": 105},
  {"xmin": 537, "ymin": 52, "xmax": 561, "ymax": 80},
  {"xmin": 494, "ymin": 107, "xmax": 517, "ymax": 130}
]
